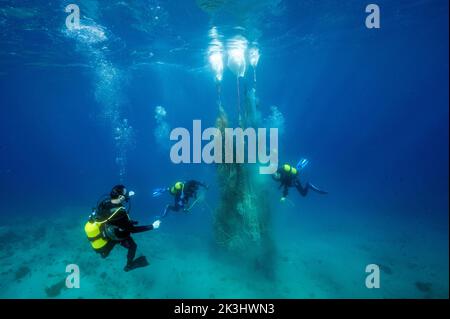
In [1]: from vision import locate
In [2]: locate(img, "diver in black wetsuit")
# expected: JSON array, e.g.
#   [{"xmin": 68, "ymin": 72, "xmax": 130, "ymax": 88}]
[
  {"xmin": 94, "ymin": 185, "xmax": 161, "ymax": 272},
  {"xmin": 272, "ymin": 163, "xmax": 328, "ymax": 201},
  {"xmin": 153, "ymin": 180, "xmax": 208, "ymax": 218}
]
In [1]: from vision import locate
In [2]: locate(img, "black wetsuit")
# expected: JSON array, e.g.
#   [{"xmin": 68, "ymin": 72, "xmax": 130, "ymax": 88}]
[
  {"xmin": 273, "ymin": 168, "xmax": 327, "ymax": 198},
  {"xmin": 163, "ymin": 180, "xmax": 207, "ymax": 217},
  {"xmin": 96, "ymin": 200, "xmax": 154, "ymax": 266}
]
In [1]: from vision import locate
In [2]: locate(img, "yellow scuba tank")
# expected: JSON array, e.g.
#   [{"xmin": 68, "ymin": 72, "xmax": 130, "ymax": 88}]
[
  {"xmin": 85, "ymin": 221, "xmax": 108, "ymax": 250},
  {"xmin": 84, "ymin": 206, "xmax": 124, "ymax": 251},
  {"xmin": 170, "ymin": 181, "xmax": 184, "ymax": 195}
]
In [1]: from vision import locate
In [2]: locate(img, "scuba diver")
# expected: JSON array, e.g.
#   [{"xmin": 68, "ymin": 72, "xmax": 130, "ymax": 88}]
[
  {"xmin": 273, "ymin": 158, "xmax": 328, "ymax": 202},
  {"xmin": 84, "ymin": 185, "xmax": 161, "ymax": 272},
  {"xmin": 152, "ymin": 180, "xmax": 208, "ymax": 218}
]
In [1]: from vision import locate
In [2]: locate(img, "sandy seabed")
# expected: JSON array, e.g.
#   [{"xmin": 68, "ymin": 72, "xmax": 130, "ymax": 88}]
[{"xmin": 0, "ymin": 204, "xmax": 448, "ymax": 299}]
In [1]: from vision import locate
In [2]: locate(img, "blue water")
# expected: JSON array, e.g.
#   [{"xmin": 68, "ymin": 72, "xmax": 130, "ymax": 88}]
[{"xmin": 0, "ymin": 0, "xmax": 448, "ymax": 298}]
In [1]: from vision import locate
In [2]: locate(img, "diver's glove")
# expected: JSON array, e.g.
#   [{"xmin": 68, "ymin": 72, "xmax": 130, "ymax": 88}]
[
  {"xmin": 125, "ymin": 190, "xmax": 135, "ymax": 202},
  {"xmin": 152, "ymin": 220, "xmax": 161, "ymax": 229}
]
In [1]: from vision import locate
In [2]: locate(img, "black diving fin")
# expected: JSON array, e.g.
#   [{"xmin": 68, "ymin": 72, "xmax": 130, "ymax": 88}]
[
  {"xmin": 308, "ymin": 183, "xmax": 328, "ymax": 195},
  {"xmin": 124, "ymin": 256, "xmax": 149, "ymax": 272}
]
